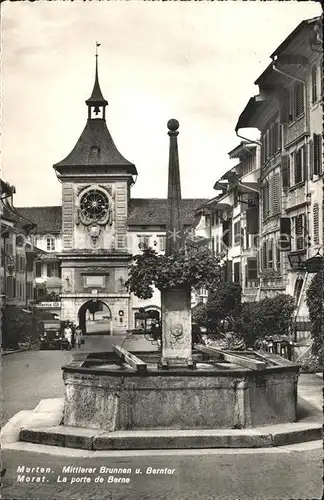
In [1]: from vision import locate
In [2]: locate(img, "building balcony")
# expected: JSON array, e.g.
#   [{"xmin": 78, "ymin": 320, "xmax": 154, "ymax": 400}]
[
  {"xmin": 286, "ymin": 183, "xmax": 307, "ymax": 210},
  {"xmin": 245, "ymin": 278, "xmax": 260, "ymax": 289},
  {"xmin": 283, "ymin": 115, "xmax": 307, "ymax": 147}
]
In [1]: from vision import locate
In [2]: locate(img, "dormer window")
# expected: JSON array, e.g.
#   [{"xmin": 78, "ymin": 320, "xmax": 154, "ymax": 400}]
[{"xmin": 46, "ymin": 236, "xmax": 55, "ymax": 252}]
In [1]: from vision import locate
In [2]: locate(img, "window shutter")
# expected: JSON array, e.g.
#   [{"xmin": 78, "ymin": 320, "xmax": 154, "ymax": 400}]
[
  {"xmin": 295, "ymin": 82, "xmax": 304, "ymax": 118},
  {"xmin": 303, "ymin": 145, "xmax": 308, "ymax": 181},
  {"xmin": 313, "ymin": 204, "xmax": 320, "ymax": 244},
  {"xmin": 246, "ymin": 205, "xmax": 259, "ymax": 234},
  {"xmin": 309, "ymin": 139, "xmax": 314, "ymax": 176},
  {"xmin": 281, "ymin": 155, "xmax": 290, "ymax": 189},
  {"xmin": 262, "ymin": 241, "xmax": 268, "ymax": 269},
  {"xmin": 272, "ymin": 173, "xmax": 281, "ymax": 215},
  {"xmin": 295, "ymin": 214, "xmax": 305, "ymax": 251},
  {"xmin": 278, "ymin": 217, "xmax": 291, "ymax": 251},
  {"xmin": 313, "ymin": 134, "xmax": 322, "ymax": 175},
  {"xmin": 227, "ymin": 260, "xmax": 233, "ymax": 282}
]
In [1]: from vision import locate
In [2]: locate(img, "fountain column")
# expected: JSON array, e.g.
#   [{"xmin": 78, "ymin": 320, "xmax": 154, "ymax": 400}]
[{"xmin": 160, "ymin": 119, "xmax": 193, "ymax": 368}]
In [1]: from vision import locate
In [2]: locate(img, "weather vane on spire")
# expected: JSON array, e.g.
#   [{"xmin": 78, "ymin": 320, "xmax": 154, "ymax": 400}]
[{"xmin": 95, "ymin": 42, "xmax": 101, "ymax": 57}]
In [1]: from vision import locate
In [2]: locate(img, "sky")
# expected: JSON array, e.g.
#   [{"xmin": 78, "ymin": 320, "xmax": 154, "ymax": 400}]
[{"xmin": 1, "ymin": 1, "xmax": 321, "ymax": 207}]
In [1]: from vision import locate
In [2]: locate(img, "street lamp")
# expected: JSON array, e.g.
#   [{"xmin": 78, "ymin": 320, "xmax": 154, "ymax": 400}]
[{"xmin": 305, "ymin": 251, "xmax": 324, "ymax": 273}]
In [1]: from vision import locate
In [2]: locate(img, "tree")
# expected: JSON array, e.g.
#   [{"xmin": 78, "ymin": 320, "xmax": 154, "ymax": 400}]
[
  {"xmin": 1, "ymin": 306, "xmax": 33, "ymax": 349},
  {"xmin": 235, "ymin": 294, "xmax": 295, "ymax": 347},
  {"xmin": 125, "ymin": 247, "xmax": 221, "ymax": 299},
  {"xmin": 306, "ymin": 272, "xmax": 324, "ymax": 356},
  {"xmin": 206, "ymin": 282, "xmax": 242, "ymax": 330}
]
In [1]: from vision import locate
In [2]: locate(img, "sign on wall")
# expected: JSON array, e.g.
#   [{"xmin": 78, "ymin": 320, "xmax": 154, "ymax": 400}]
[{"xmin": 36, "ymin": 302, "xmax": 61, "ymax": 308}]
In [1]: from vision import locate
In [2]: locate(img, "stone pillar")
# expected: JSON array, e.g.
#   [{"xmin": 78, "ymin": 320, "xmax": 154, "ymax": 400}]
[{"xmin": 161, "ymin": 287, "xmax": 193, "ymax": 367}]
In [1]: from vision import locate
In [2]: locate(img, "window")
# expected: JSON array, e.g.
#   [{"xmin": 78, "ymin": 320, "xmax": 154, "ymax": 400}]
[
  {"xmin": 276, "ymin": 243, "xmax": 281, "ymax": 272},
  {"xmin": 282, "ymin": 156, "xmax": 290, "ymax": 189},
  {"xmin": 46, "ymin": 263, "xmax": 59, "ymax": 278},
  {"xmin": 311, "ymin": 65, "xmax": 317, "ymax": 104},
  {"xmin": 294, "ymin": 149, "xmax": 303, "ymax": 184},
  {"xmin": 269, "ymin": 173, "xmax": 281, "ymax": 216},
  {"xmin": 222, "ymin": 219, "xmax": 232, "ymax": 249},
  {"xmin": 234, "ymin": 262, "xmax": 241, "ymax": 283},
  {"xmin": 294, "ymin": 82, "xmax": 304, "ymax": 119},
  {"xmin": 295, "ymin": 214, "xmax": 306, "ymax": 251},
  {"xmin": 262, "ymin": 182, "xmax": 270, "ymax": 219},
  {"xmin": 233, "ymin": 221, "xmax": 241, "ymax": 246},
  {"xmin": 313, "ymin": 204, "xmax": 320, "ymax": 244},
  {"xmin": 157, "ymin": 235, "xmax": 166, "ymax": 252},
  {"xmin": 268, "ymin": 239, "xmax": 274, "ymax": 269},
  {"xmin": 246, "ymin": 258, "xmax": 258, "ymax": 280},
  {"xmin": 262, "ymin": 241, "xmax": 267, "ymax": 270},
  {"xmin": 35, "ymin": 262, "xmax": 42, "ymax": 278},
  {"xmin": 46, "ymin": 237, "xmax": 55, "ymax": 252},
  {"xmin": 138, "ymin": 235, "xmax": 150, "ymax": 249}
]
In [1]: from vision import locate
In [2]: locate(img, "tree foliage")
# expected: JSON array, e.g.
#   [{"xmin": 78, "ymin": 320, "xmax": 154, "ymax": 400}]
[
  {"xmin": 1, "ymin": 306, "xmax": 33, "ymax": 349},
  {"xmin": 192, "ymin": 282, "xmax": 242, "ymax": 331},
  {"xmin": 235, "ymin": 294, "xmax": 295, "ymax": 347},
  {"xmin": 206, "ymin": 282, "xmax": 242, "ymax": 329},
  {"xmin": 305, "ymin": 271, "xmax": 324, "ymax": 354},
  {"xmin": 125, "ymin": 247, "xmax": 222, "ymax": 300}
]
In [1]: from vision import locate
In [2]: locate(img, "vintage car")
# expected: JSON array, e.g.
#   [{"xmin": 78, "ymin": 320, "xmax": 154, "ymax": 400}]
[{"xmin": 39, "ymin": 320, "xmax": 69, "ymax": 350}]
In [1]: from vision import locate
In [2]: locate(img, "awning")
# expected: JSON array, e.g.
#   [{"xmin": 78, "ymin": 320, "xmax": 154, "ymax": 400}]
[
  {"xmin": 235, "ymin": 96, "xmax": 267, "ymax": 132},
  {"xmin": 238, "ymin": 182, "xmax": 260, "ymax": 194}
]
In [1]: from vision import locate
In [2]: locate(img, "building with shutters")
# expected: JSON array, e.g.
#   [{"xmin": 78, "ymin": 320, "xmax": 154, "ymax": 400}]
[
  {"xmin": 194, "ymin": 16, "xmax": 322, "ymax": 347},
  {"xmin": 195, "ymin": 142, "xmax": 261, "ymax": 302},
  {"xmin": 236, "ymin": 16, "xmax": 323, "ymax": 324},
  {"xmin": 0, "ymin": 180, "xmax": 37, "ymax": 310}
]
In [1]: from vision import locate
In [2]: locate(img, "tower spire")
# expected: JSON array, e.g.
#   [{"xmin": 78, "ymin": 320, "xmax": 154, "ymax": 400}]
[{"xmin": 86, "ymin": 43, "xmax": 108, "ymax": 119}]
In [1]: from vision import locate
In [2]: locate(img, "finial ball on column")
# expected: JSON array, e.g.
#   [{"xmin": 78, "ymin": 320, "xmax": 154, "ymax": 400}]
[{"xmin": 167, "ymin": 119, "xmax": 179, "ymax": 132}]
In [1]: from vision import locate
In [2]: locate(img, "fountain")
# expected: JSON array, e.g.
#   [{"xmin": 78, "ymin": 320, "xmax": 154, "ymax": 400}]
[{"xmin": 60, "ymin": 120, "xmax": 299, "ymax": 435}]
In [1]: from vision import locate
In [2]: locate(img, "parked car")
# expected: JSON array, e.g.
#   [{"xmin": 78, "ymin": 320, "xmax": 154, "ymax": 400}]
[{"xmin": 39, "ymin": 320, "xmax": 69, "ymax": 350}]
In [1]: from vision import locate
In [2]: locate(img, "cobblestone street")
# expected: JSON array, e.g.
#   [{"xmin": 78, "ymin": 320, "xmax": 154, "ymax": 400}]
[{"xmin": 1, "ymin": 334, "xmax": 154, "ymax": 426}]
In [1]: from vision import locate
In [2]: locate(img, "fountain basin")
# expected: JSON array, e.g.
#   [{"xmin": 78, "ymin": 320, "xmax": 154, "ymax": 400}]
[{"xmin": 62, "ymin": 350, "xmax": 299, "ymax": 431}]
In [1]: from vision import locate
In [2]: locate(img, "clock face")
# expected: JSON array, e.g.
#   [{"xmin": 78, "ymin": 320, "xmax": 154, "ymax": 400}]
[{"xmin": 80, "ymin": 189, "xmax": 109, "ymax": 222}]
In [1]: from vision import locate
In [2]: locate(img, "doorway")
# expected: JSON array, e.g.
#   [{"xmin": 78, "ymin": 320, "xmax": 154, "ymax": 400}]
[{"xmin": 78, "ymin": 300, "xmax": 112, "ymax": 335}]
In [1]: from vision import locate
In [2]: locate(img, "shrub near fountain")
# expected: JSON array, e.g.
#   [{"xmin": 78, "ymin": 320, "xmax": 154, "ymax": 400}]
[{"xmin": 62, "ymin": 119, "xmax": 299, "ymax": 433}]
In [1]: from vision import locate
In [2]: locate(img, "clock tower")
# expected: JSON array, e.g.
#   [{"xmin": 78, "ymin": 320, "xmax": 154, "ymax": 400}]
[{"xmin": 53, "ymin": 54, "xmax": 137, "ymax": 335}]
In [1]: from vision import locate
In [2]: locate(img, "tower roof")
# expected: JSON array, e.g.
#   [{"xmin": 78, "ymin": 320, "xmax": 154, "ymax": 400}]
[
  {"xmin": 53, "ymin": 119, "xmax": 137, "ymax": 174},
  {"xmin": 85, "ymin": 55, "xmax": 108, "ymax": 107},
  {"xmin": 53, "ymin": 51, "xmax": 137, "ymax": 175}
]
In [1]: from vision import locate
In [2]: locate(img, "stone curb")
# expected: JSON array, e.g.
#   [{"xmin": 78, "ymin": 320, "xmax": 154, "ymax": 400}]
[
  {"xmin": 1, "ymin": 347, "xmax": 33, "ymax": 356},
  {"xmin": 19, "ymin": 424, "xmax": 323, "ymax": 450}
]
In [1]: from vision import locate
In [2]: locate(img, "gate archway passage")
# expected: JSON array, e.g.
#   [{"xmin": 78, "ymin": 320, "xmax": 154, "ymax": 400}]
[{"xmin": 78, "ymin": 300, "xmax": 112, "ymax": 335}]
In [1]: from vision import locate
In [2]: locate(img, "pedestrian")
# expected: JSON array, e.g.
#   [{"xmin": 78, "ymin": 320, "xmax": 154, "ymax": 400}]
[
  {"xmin": 64, "ymin": 323, "xmax": 72, "ymax": 350},
  {"xmin": 75, "ymin": 326, "xmax": 83, "ymax": 350}
]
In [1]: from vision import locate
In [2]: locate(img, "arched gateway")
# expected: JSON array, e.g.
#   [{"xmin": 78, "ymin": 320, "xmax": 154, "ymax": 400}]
[{"xmin": 78, "ymin": 300, "xmax": 112, "ymax": 335}]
